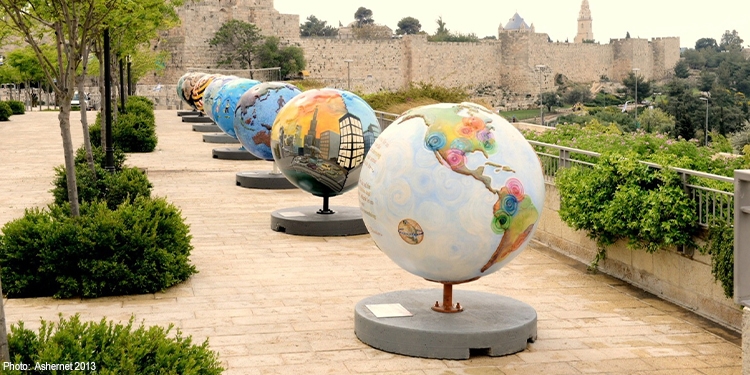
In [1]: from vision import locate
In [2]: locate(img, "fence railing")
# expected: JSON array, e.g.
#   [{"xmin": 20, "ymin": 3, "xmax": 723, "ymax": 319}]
[{"xmin": 528, "ymin": 140, "xmax": 735, "ymax": 227}]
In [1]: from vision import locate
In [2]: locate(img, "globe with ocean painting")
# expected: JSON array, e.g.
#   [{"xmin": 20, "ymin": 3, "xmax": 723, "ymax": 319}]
[
  {"xmin": 211, "ymin": 78, "xmax": 260, "ymax": 137},
  {"xmin": 358, "ymin": 102, "xmax": 545, "ymax": 283},
  {"xmin": 203, "ymin": 75, "xmax": 238, "ymax": 121},
  {"xmin": 270, "ymin": 88, "xmax": 381, "ymax": 197},
  {"xmin": 234, "ymin": 82, "xmax": 302, "ymax": 161}
]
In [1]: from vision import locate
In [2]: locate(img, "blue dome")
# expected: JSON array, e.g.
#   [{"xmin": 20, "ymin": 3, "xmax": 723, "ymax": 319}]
[{"xmin": 504, "ymin": 13, "xmax": 530, "ymax": 30}]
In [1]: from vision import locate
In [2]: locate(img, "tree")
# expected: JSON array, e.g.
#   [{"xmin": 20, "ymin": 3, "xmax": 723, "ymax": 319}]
[
  {"xmin": 396, "ymin": 17, "xmax": 421, "ymax": 35},
  {"xmin": 673, "ymin": 59, "xmax": 689, "ymax": 78},
  {"xmin": 300, "ymin": 15, "xmax": 338, "ymax": 37},
  {"xmin": 540, "ymin": 91, "xmax": 561, "ymax": 112},
  {"xmin": 699, "ymin": 71, "xmax": 716, "ymax": 92},
  {"xmin": 639, "ymin": 107, "xmax": 675, "ymax": 133},
  {"xmin": 625, "ymin": 31, "xmax": 631, "ymax": 39},
  {"xmin": 354, "ymin": 7, "xmax": 374, "ymax": 27},
  {"xmin": 435, "ymin": 16, "xmax": 448, "ymax": 36},
  {"xmin": 256, "ymin": 36, "xmax": 306, "ymax": 78},
  {"xmin": 208, "ymin": 19, "xmax": 264, "ymax": 76},
  {"xmin": 622, "ymin": 72, "xmax": 652, "ymax": 101},
  {"xmin": 720, "ymin": 29, "xmax": 744, "ymax": 52},
  {"xmin": 695, "ymin": 37, "xmax": 718, "ymax": 51},
  {"xmin": 562, "ymin": 85, "xmax": 592, "ymax": 105}
]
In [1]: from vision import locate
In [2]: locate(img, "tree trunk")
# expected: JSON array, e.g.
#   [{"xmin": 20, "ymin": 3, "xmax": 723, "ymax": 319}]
[
  {"xmin": 78, "ymin": 43, "xmax": 96, "ymax": 176},
  {"xmin": 0, "ymin": 267, "xmax": 10, "ymax": 363},
  {"xmin": 59, "ymin": 103, "xmax": 80, "ymax": 217}
]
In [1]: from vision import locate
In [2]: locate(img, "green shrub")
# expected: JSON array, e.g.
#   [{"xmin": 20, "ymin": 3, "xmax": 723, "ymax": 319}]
[
  {"xmin": 0, "ymin": 197, "xmax": 197, "ymax": 298},
  {"xmin": 361, "ymin": 82, "xmax": 469, "ymax": 111},
  {"xmin": 556, "ymin": 153, "xmax": 699, "ymax": 269},
  {"xmin": 90, "ymin": 111, "xmax": 157, "ymax": 153},
  {"xmin": 127, "ymin": 95, "xmax": 155, "ymax": 109},
  {"xmin": 74, "ymin": 144, "xmax": 127, "ymax": 170},
  {"xmin": 6, "ymin": 314, "xmax": 223, "ymax": 375},
  {"xmin": 702, "ymin": 218, "xmax": 734, "ymax": 298},
  {"xmin": 6, "ymin": 100, "xmax": 25, "ymax": 114},
  {"xmin": 0, "ymin": 101, "xmax": 12, "ymax": 121}
]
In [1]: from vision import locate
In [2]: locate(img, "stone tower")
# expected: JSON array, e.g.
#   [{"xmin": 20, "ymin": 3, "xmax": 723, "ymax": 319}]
[{"xmin": 574, "ymin": 0, "xmax": 593, "ymax": 43}]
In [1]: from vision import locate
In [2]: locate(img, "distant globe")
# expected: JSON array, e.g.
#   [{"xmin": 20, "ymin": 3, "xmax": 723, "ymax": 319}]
[
  {"xmin": 176, "ymin": 73, "xmax": 189, "ymax": 104},
  {"xmin": 358, "ymin": 102, "xmax": 545, "ymax": 283},
  {"xmin": 203, "ymin": 75, "xmax": 238, "ymax": 122},
  {"xmin": 234, "ymin": 82, "xmax": 302, "ymax": 161},
  {"xmin": 271, "ymin": 88, "xmax": 381, "ymax": 197},
  {"xmin": 191, "ymin": 74, "xmax": 218, "ymax": 112},
  {"xmin": 179, "ymin": 72, "xmax": 205, "ymax": 109},
  {"xmin": 211, "ymin": 78, "xmax": 260, "ymax": 138}
]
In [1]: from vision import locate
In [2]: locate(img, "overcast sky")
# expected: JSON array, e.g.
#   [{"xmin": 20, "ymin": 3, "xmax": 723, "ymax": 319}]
[{"xmin": 274, "ymin": 0, "xmax": 750, "ymax": 49}]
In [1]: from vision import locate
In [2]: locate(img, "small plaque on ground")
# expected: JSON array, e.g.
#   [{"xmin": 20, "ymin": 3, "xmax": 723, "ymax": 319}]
[
  {"xmin": 278, "ymin": 211, "xmax": 305, "ymax": 218},
  {"xmin": 366, "ymin": 304, "xmax": 413, "ymax": 318}
]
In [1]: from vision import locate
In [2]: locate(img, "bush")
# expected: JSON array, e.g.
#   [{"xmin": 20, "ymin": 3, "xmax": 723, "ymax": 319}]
[
  {"xmin": 127, "ymin": 95, "xmax": 155, "ymax": 108},
  {"xmin": 0, "ymin": 197, "xmax": 197, "ymax": 298},
  {"xmin": 6, "ymin": 100, "xmax": 25, "ymax": 114},
  {"xmin": 90, "ymin": 110, "xmax": 157, "ymax": 153},
  {"xmin": 6, "ymin": 314, "xmax": 223, "ymax": 375},
  {"xmin": 0, "ymin": 101, "xmax": 12, "ymax": 121},
  {"xmin": 361, "ymin": 82, "xmax": 469, "ymax": 112}
]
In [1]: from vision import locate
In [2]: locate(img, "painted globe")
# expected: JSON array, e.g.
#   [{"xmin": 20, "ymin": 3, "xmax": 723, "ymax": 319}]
[
  {"xmin": 234, "ymin": 82, "xmax": 302, "ymax": 161},
  {"xmin": 176, "ymin": 73, "xmax": 189, "ymax": 103},
  {"xmin": 180, "ymin": 72, "xmax": 205, "ymax": 109},
  {"xmin": 271, "ymin": 88, "xmax": 380, "ymax": 197},
  {"xmin": 211, "ymin": 78, "xmax": 260, "ymax": 138},
  {"xmin": 358, "ymin": 102, "xmax": 545, "ymax": 283},
  {"xmin": 190, "ymin": 74, "xmax": 218, "ymax": 112},
  {"xmin": 203, "ymin": 75, "xmax": 238, "ymax": 122}
]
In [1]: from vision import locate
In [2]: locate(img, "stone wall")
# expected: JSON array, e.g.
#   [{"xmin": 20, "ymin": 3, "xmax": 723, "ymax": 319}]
[{"xmin": 534, "ymin": 184, "xmax": 742, "ymax": 331}]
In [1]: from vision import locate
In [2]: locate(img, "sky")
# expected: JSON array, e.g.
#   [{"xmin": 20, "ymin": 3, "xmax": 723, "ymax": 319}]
[{"xmin": 274, "ymin": 0, "xmax": 750, "ymax": 49}]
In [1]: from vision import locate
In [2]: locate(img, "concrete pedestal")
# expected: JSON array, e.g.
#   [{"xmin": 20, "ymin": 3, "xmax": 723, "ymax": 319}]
[
  {"xmin": 212, "ymin": 148, "xmax": 259, "ymax": 160},
  {"xmin": 203, "ymin": 133, "xmax": 239, "ymax": 144},
  {"xmin": 182, "ymin": 115, "xmax": 213, "ymax": 123},
  {"xmin": 177, "ymin": 110, "xmax": 199, "ymax": 116},
  {"xmin": 193, "ymin": 123, "xmax": 220, "ymax": 132},
  {"xmin": 354, "ymin": 289, "xmax": 537, "ymax": 359},
  {"xmin": 270, "ymin": 206, "xmax": 367, "ymax": 236},
  {"xmin": 236, "ymin": 171, "xmax": 296, "ymax": 189}
]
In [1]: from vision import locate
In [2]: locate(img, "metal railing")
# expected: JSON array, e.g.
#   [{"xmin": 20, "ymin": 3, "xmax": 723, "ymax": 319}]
[
  {"xmin": 528, "ymin": 140, "xmax": 735, "ymax": 227},
  {"xmin": 374, "ymin": 110, "xmax": 399, "ymax": 130}
]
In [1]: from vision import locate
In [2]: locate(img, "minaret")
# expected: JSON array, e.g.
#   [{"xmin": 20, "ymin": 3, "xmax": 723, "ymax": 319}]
[{"xmin": 574, "ymin": 0, "xmax": 593, "ymax": 43}]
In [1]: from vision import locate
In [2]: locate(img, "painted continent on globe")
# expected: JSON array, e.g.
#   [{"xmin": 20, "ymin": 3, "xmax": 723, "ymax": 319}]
[
  {"xmin": 234, "ymin": 82, "xmax": 302, "ymax": 161},
  {"xmin": 358, "ymin": 102, "xmax": 545, "ymax": 283}
]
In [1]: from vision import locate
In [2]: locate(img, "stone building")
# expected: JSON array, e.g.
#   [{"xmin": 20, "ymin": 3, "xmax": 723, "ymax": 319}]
[
  {"xmin": 498, "ymin": 12, "xmax": 535, "ymax": 36},
  {"xmin": 574, "ymin": 0, "xmax": 594, "ymax": 43}
]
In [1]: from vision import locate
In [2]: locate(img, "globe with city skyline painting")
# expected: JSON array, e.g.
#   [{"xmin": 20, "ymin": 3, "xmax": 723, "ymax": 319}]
[
  {"xmin": 271, "ymin": 88, "xmax": 381, "ymax": 197},
  {"xmin": 234, "ymin": 82, "xmax": 302, "ymax": 161},
  {"xmin": 211, "ymin": 78, "xmax": 260, "ymax": 138},
  {"xmin": 358, "ymin": 102, "xmax": 545, "ymax": 283}
]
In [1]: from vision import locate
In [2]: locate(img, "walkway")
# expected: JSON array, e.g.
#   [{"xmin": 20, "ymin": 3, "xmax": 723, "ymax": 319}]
[{"xmin": 0, "ymin": 109, "xmax": 742, "ymax": 374}]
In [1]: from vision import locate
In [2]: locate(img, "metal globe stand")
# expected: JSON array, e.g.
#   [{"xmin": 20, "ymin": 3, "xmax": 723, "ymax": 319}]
[
  {"xmin": 212, "ymin": 146, "xmax": 260, "ymax": 160},
  {"xmin": 177, "ymin": 109, "xmax": 199, "ymax": 116},
  {"xmin": 182, "ymin": 113, "xmax": 214, "ymax": 123},
  {"xmin": 203, "ymin": 133, "xmax": 240, "ymax": 144},
  {"xmin": 192, "ymin": 123, "xmax": 220, "ymax": 132},
  {"xmin": 354, "ymin": 288, "xmax": 537, "ymax": 359},
  {"xmin": 236, "ymin": 162, "xmax": 296, "ymax": 189},
  {"xmin": 270, "ymin": 196, "xmax": 368, "ymax": 236}
]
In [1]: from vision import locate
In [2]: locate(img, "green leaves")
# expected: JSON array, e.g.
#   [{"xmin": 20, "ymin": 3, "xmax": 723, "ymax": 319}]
[{"xmin": 208, "ymin": 19, "xmax": 264, "ymax": 69}]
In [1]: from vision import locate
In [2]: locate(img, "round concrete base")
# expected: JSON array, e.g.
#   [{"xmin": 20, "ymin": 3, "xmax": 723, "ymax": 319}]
[
  {"xmin": 177, "ymin": 110, "xmax": 199, "ymax": 116},
  {"xmin": 193, "ymin": 123, "xmax": 220, "ymax": 132},
  {"xmin": 182, "ymin": 115, "xmax": 213, "ymax": 123},
  {"xmin": 203, "ymin": 133, "xmax": 239, "ymax": 144},
  {"xmin": 270, "ymin": 206, "xmax": 368, "ymax": 236},
  {"xmin": 236, "ymin": 171, "xmax": 296, "ymax": 189},
  {"xmin": 212, "ymin": 148, "xmax": 259, "ymax": 160},
  {"xmin": 354, "ymin": 289, "xmax": 537, "ymax": 360}
]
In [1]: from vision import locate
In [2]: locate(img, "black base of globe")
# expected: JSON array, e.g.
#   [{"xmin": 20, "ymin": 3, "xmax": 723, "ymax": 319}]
[
  {"xmin": 182, "ymin": 115, "xmax": 213, "ymax": 123},
  {"xmin": 202, "ymin": 133, "xmax": 239, "ymax": 144},
  {"xmin": 192, "ymin": 123, "xmax": 220, "ymax": 132},
  {"xmin": 236, "ymin": 171, "xmax": 296, "ymax": 189},
  {"xmin": 177, "ymin": 110, "xmax": 199, "ymax": 116},
  {"xmin": 354, "ymin": 289, "xmax": 537, "ymax": 359},
  {"xmin": 212, "ymin": 148, "xmax": 259, "ymax": 160},
  {"xmin": 270, "ymin": 205, "xmax": 367, "ymax": 236}
]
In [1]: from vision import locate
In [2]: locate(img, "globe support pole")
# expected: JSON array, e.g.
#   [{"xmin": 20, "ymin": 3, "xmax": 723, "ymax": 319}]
[
  {"xmin": 318, "ymin": 196, "xmax": 335, "ymax": 215},
  {"xmin": 432, "ymin": 283, "xmax": 463, "ymax": 313}
]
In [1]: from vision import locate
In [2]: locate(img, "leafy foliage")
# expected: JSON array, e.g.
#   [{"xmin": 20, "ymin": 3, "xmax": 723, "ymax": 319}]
[
  {"xmin": 90, "ymin": 96, "xmax": 158, "ymax": 152},
  {"xmin": 556, "ymin": 153, "xmax": 699, "ymax": 269},
  {"xmin": 354, "ymin": 7, "xmax": 374, "ymax": 27},
  {"xmin": 0, "ymin": 197, "xmax": 197, "ymax": 298},
  {"xmin": 0, "ymin": 101, "xmax": 11, "ymax": 121},
  {"xmin": 428, "ymin": 16, "xmax": 478, "ymax": 42},
  {"xmin": 622, "ymin": 71, "xmax": 652, "ymax": 101},
  {"xmin": 208, "ymin": 19, "xmax": 264, "ymax": 70},
  {"xmin": 396, "ymin": 17, "xmax": 421, "ymax": 35},
  {"xmin": 300, "ymin": 15, "xmax": 338, "ymax": 37},
  {"xmin": 6, "ymin": 100, "xmax": 24, "ymax": 114},
  {"xmin": 257, "ymin": 36, "xmax": 306, "ymax": 78},
  {"xmin": 674, "ymin": 59, "xmax": 690, "ymax": 79},
  {"xmin": 6, "ymin": 314, "xmax": 223, "ymax": 375},
  {"xmin": 361, "ymin": 82, "xmax": 469, "ymax": 112},
  {"xmin": 701, "ymin": 218, "xmax": 734, "ymax": 298}
]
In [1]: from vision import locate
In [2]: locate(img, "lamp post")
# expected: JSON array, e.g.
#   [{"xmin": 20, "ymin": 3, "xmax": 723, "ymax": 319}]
[
  {"xmin": 632, "ymin": 68, "xmax": 640, "ymax": 127},
  {"xmin": 535, "ymin": 65, "xmax": 547, "ymax": 125},
  {"xmin": 344, "ymin": 59, "xmax": 353, "ymax": 90},
  {"xmin": 700, "ymin": 97, "xmax": 709, "ymax": 146}
]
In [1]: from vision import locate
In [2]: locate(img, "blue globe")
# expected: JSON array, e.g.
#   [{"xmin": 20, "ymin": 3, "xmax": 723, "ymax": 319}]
[
  {"xmin": 211, "ymin": 78, "xmax": 260, "ymax": 137},
  {"xmin": 203, "ymin": 75, "xmax": 238, "ymax": 122},
  {"xmin": 234, "ymin": 82, "xmax": 302, "ymax": 161}
]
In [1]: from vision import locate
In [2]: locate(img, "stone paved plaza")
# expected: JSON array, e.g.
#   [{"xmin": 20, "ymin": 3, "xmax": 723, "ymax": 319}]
[{"xmin": 0, "ymin": 109, "xmax": 743, "ymax": 374}]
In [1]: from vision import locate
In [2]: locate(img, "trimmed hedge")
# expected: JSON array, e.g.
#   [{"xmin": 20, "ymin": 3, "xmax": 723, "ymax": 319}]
[
  {"xmin": 0, "ymin": 197, "xmax": 197, "ymax": 298},
  {"xmin": 7, "ymin": 100, "xmax": 25, "ymax": 114},
  {"xmin": 0, "ymin": 101, "xmax": 11, "ymax": 121},
  {"xmin": 89, "ymin": 96, "xmax": 158, "ymax": 152},
  {"xmin": 6, "ymin": 314, "xmax": 223, "ymax": 375}
]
